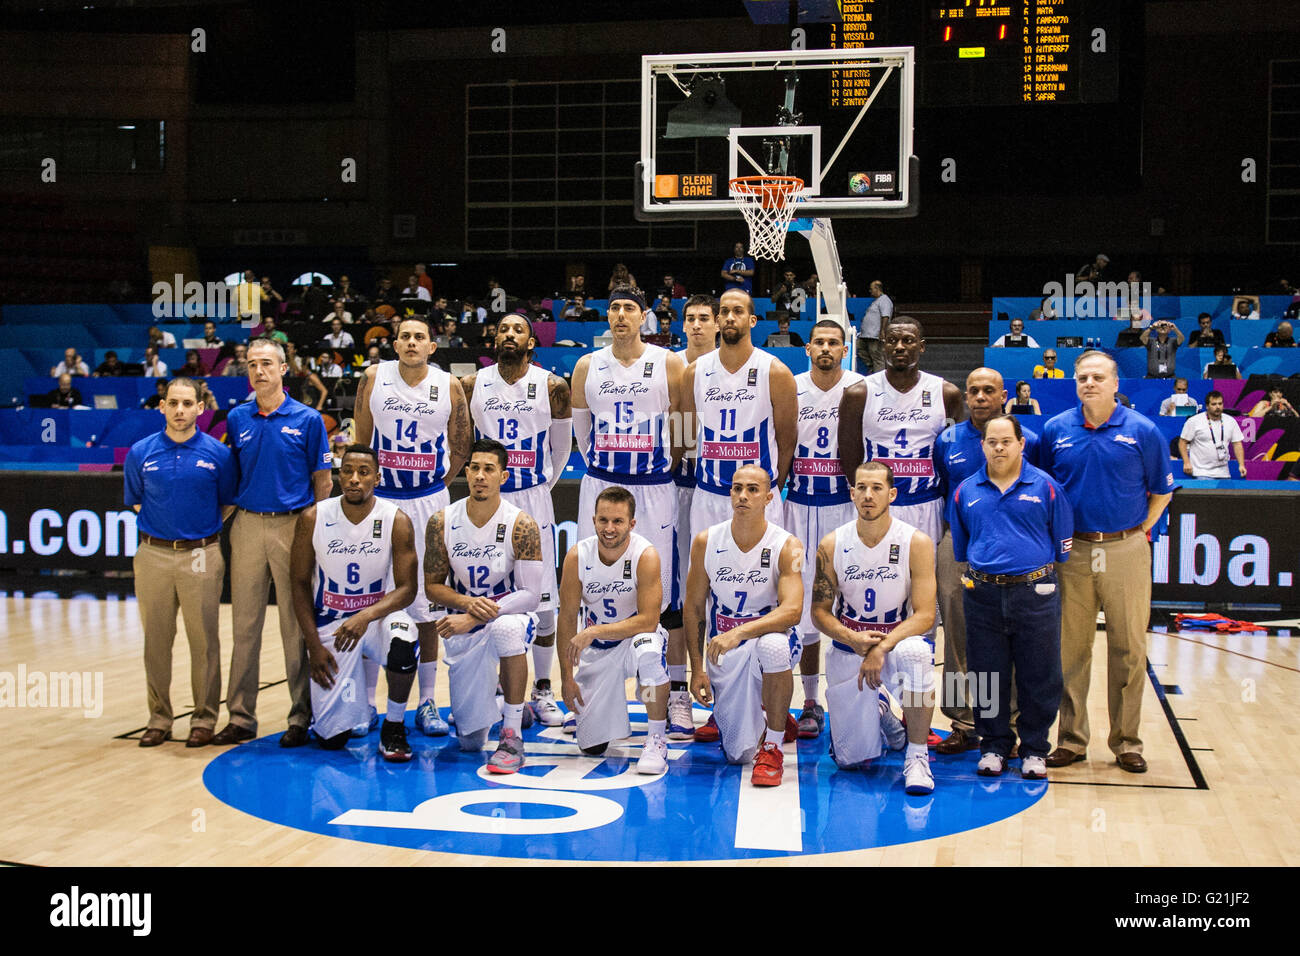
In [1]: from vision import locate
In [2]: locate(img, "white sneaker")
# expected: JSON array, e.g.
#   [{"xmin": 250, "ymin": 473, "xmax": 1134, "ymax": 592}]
[
  {"xmin": 879, "ymin": 698, "xmax": 907, "ymax": 751},
  {"xmin": 977, "ymin": 752, "xmax": 1005, "ymax": 776},
  {"xmin": 903, "ymin": 751, "xmax": 934, "ymax": 794},
  {"xmin": 667, "ymin": 691, "xmax": 695, "ymax": 740},
  {"xmin": 1021, "ymin": 755, "xmax": 1047, "ymax": 779},
  {"xmin": 561, "ymin": 710, "xmax": 577, "ymax": 735},
  {"xmin": 637, "ymin": 733, "xmax": 669, "ymax": 775},
  {"xmin": 529, "ymin": 682, "xmax": 564, "ymax": 727}
]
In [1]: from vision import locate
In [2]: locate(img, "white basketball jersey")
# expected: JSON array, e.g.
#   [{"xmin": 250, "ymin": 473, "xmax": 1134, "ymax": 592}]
[
  {"xmin": 673, "ymin": 347, "xmax": 698, "ymax": 487},
  {"xmin": 789, "ymin": 369, "xmax": 864, "ymax": 505},
  {"xmin": 469, "ymin": 363, "xmax": 554, "ymax": 492},
  {"xmin": 311, "ymin": 496, "xmax": 399, "ymax": 628},
  {"xmin": 830, "ymin": 516, "xmax": 915, "ymax": 651},
  {"xmin": 693, "ymin": 348, "xmax": 779, "ymax": 494},
  {"xmin": 703, "ymin": 519, "xmax": 791, "ymax": 639},
  {"xmin": 583, "ymin": 345, "xmax": 672, "ymax": 477},
  {"xmin": 369, "ymin": 360, "xmax": 453, "ymax": 498},
  {"xmin": 861, "ymin": 370, "xmax": 948, "ymax": 506},
  {"xmin": 577, "ymin": 532, "xmax": 651, "ymax": 641},
  {"xmin": 441, "ymin": 497, "xmax": 526, "ymax": 600}
]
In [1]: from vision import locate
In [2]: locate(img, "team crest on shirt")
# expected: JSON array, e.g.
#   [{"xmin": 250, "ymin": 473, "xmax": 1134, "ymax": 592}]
[
  {"xmin": 527, "ymin": 382, "xmax": 537, "ymax": 400},
  {"xmin": 921, "ymin": 390, "xmax": 932, "ymax": 408},
  {"xmin": 643, "ymin": 362, "xmax": 654, "ymax": 378},
  {"xmin": 1061, "ymin": 538, "xmax": 1073, "ymax": 553},
  {"xmin": 760, "ymin": 548, "xmax": 771, "ymax": 569},
  {"xmin": 429, "ymin": 384, "xmax": 439, "ymax": 402},
  {"xmin": 495, "ymin": 523, "xmax": 507, "ymax": 543},
  {"xmin": 372, "ymin": 519, "xmax": 383, "ymax": 538},
  {"xmin": 747, "ymin": 368, "xmax": 759, "ymax": 387},
  {"xmin": 1113, "ymin": 434, "xmax": 1138, "ymax": 446},
  {"xmin": 888, "ymin": 544, "xmax": 900, "ymax": 564},
  {"xmin": 623, "ymin": 559, "xmax": 633, "ymax": 579}
]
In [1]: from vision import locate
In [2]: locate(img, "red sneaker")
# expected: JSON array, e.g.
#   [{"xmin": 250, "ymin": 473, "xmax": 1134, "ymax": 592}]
[
  {"xmin": 784, "ymin": 712, "xmax": 799, "ymax": 744},
  {"xmin": 751, "ymin": 742, "xmax": 785, "ymax": 786},
  {"xmin": 694, "ymin": 713, "xmax": 720, "ymax": 743}
]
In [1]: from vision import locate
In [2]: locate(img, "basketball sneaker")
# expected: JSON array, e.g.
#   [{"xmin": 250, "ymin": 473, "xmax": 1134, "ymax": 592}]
[
  {"xmin": 378, "ymin": 720, "xmax": 412, "ymax": 762},
  {"xmin": 487, "ymin": 727, "xmax": 525, "ymax": 774},
  {"xmin": 561, "ymin": 710, "xmax": 577, "ymax": 735},
  {"xmin": 667, "ymin": 691, "xmax": 695, "ymax": 740},
  {"xmin": 751, "ymin": 742, "xmax": 784, "ymax": 786},
  {"xmin": 637, "ymin": 733, "xmax": 669, "ymax": 775},
  {"xmin": 529, "ymin": 680, "xmax": 564, "ymax": 727},
  {"xmin": 415, "ymin": 699, "xmax": 449, "ymax": 736},
  {"xmin": 977, "ymin": 752, "xmax": 1006, "ymax": 777},
  {"xmin": 1020, "ymin": 755, "xmax": 1048, "ymax": 780},
  {"xmin": 783, "ymin": 712, "xmax": 799, "ymax": 744},
  {"xmin": 694, "ymin": 713, "xmax": 720, "ymax": 743},
  {"xmin": 879, "ymin": 699, "xmax": 907, "ymax": 751},
  {"xmin": 350, "ymin": 705, "xmax": 379, "ymax": 738},
  {"xmin": 903, "ymin": 751, "xmax": 934, "ymax": 795},
  {"xmin": 796, "ymin": 699, "xmax": 825, "ymax": 739}
]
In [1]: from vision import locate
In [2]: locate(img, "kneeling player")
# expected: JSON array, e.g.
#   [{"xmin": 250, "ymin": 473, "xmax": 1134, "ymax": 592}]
[
  {"xmin": 685, "ymin": 465, "xmax": 803, "ymax": 787},
  {"xmin": 427, "ymin": 439, "xmax": 543, "ymax": 774},
  {"xmin": 811, "ymin": 462, "xmax": 937, "ymax": 795},
  {"xmin": 557, "ymin": 487, "xmax": 670, "ymax": 774},
  {"xmin": 290, "ymin": 444, "xmax": 420, "ymax": 761}
]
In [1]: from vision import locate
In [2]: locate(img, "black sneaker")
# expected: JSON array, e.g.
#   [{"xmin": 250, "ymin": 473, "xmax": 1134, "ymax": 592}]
[{"xmin": 378, "ymin": 720, "xmax": 412, "ymax": 762}]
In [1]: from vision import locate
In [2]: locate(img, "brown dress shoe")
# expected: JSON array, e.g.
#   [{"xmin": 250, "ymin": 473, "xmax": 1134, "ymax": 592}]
[
  {"xmin": 186, "ymin": 727, "xmax": 214, "ymax": 748},
  {"xmin": 1045, "ymin": 747, "xmax": 1086, "ymax": 768},
  {"xmin": 211, "ymin": 723, "xmax": 256, "ymax": 746},
  {"xmin": 935, "ymin": 727, "xmax": 980, "ymax": 754},
  {"xmin": 279, "ymin": 725, "xmax": 309, "ymax": 748},
  {"xmin": 139, "ymin": 728, "xmax": 170, "ymax": 747},
  {"xmin": 1116, "ymin": 752, "xmax": 1148, "ymax": 774}
]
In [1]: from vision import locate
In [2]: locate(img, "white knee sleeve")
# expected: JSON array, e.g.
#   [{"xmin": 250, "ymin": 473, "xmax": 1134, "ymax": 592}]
[
  {"xmin": 380, "ymin": 611, "xmax": 418, "ymax": 673},
  {"xmin": 632, "ymin": 628, "xmax": 669, "ymax": 687},
  {"xmin": 488, "ymin": 615, "xmax": 529, "ymax": 658},
  {"xmin": 799, "ymin": 630, "xmax": 820, "ymax": 646},
  {"xmin": 535, "ymin": 609, "xmax": 556, "ymax": 636},
  {"xmin": 888, "ymin": 636, "xmax": 935, "ymax": 696},
  {"xmin": 756, "ymin": 632, "xmax": 794, "ymax": 672}
]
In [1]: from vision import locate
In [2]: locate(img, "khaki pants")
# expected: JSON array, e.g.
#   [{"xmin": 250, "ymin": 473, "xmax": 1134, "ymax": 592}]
[
  {"xmin": 935, "ymin": 529, "xmax": 975, "ymax": 732},
  {"xmin": 134, "ymin": 540, "xmax": 224, "ymax": 732},
  {"xmin": 226, "ymin": 510, "xmax": 310, "ymax": 732},
  {"xmin": 1056, "ymin": 532, "xmax": 1150, "ymax": 756},
  {"xmin": 856, "ymin": 336, "xmax": 883, "ymax": 375}
]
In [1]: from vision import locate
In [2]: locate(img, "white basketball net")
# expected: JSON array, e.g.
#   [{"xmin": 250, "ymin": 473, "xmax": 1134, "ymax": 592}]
[{"xmin": 730, "ymin": 176, "xmax": 804, "ymax": 262}]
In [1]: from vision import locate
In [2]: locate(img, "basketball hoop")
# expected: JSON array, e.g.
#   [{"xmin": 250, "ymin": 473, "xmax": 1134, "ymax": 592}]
[{"xmin": 729, "ymin": 176, "xmax": 804, "ymax": 262}]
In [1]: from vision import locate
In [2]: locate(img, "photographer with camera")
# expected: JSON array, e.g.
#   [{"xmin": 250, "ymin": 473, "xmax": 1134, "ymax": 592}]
[{"xmin": 1139, "ymin": 319, "xmax": 1184, "ymax": 379}]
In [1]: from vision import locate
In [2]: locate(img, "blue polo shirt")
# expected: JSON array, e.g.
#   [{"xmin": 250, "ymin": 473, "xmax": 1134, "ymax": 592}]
[
  {"xmin": 124, "ymin": 429, "xmax": 237, "ymax": 540},
  {"xmin": 227, "ymin": 394, "xmax": 331, "ymax": 512},
  {"xmin": 951, "ymin": 462, "xmax": 1074, "ymax": 574},
  {"xmin": 935, "ymin": 419, "xmax": 1041, "ymax": 514},
  {"xmin": 1039, "ymin": 403, "xmax": 1176, "ymax": 534}
]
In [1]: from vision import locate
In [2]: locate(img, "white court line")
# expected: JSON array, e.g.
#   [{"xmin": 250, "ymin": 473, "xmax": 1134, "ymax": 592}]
[{"xmin": 733, "ymin": 745, "xmax": 802, "ymax": 852}]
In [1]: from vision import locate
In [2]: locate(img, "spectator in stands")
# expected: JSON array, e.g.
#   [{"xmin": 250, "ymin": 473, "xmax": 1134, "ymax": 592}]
[
  {"xmin": 284, "ymin": 343, "xmax": 328, "ymax": 411},
  {"xmin": 1075, "ymin": 253, "xmax": 1109, "ymax": 281},
  {"xmin": 260, "ymin": 276, "xmax": 283, "ymax": 318},
  {"xmin": 364, "ymin": 344, "xmax": 383, "ymax": 367},
  {"xmin": 991, "ymin": 317, "xmax": 1040, "ymax": 348},
  {"xmin": 1232, "ymin": 294, "xmax": 1261, "ymax": 320},
  {"xmin": 638, "ymin": 304, "xmax": 659, "ymax": 337},
  {"xmin": 460, "ymin": 297, "xmax": 487, "ymax": 323},
  {"xmin": 302, "ymin": 276, "xmax": 331, "ymax": 320},
  {"xmin": 257, "ymin": 314, "xmax": 289, "ymax": 346},
  {"xmin": 335, "ymin": 275, "xmax": 359, "ymax": 307},
  {"xmin": 144, "ymin": 346, "xmax": 169, "ymax": 378},
  {"xmin": 45, "ymin": 374, "xmax": 84, "ymax": 408},
  {"xmin": 657, "ymin": 273, "xmax": 685, "ymax": 300},
  {"xmin": 202, "ymin": 321, "xmax": 224, "ymax": 347},
  {"xmin": 720, "ymin": 243, "xmax": 753, "ymax": 293},
  {"xmin": 1158, "ymin": 378, "xmax": 1199, "ymax": 416},
  {"xmin": 1179, "ymin": 391, "xmax": 1247, "ymax": 479},
  {"xmin": 373, "ymin": 277, "xmax": 397, "ymax": 307},
  {"xmin": 568, "ymin": 273, "xmax": 587, "ymax": 295},
  {"xmin": 652, "ymin": 294, "xmax": 679, "ymax": 325},
  {"xmin": 94, "ymin": 351, "xmax": 125, "ymax": 377},
  {"xmin": 1203, "ymin": 345, "xmax": 1241, "ymax": 380},
  {"xmin": 763, "ymin": 314, "xmax": 804, "ymax": 347},
  {"xmin": 562, "ymin": 294, "xmax": 587, "ymax": 319},
  {"xmin": 415, "ymin": 263, "xmax": 433, "ymax": 295},
  {"xmin": 771, "ymin": 268, "xmax": 800, "ymax": 309},
  {"xmin": 148, "ymin": 325, "xmax": 177, "ymax": 348},
  {"xmin": 236, "ymin": 270, "xmax": 261, "ymax": 324},
  {"xmin": 608, "ymin": 262, "xmax": 638, "ymax": 294},
  {"xmin": 1005, "ymin": 380, "xmax": 1041, "ymax": 416},
  {"xmin": 1187, "ymin": 313, "xmax": 1225, "ymax": 348},
  {"xmin": 314, "ymin": 351, "xmax": 344, "ymax": 380},
  {"xmin": 222, "ymin": 343, "xmax": 250, "ymax": 377},
  {"xmin": 143, "ymin": 379, "xmax": 168, "ymax": 409},
  {"xmin": 431, "ymin": 296, "xmax": 454, "ymax": 325},
  {"xmin": 403, "ymin": 274, "xmax": 432, "ymax": 302},
  {"xmin": 1030, "ymin": 295, "xmax": 1058, "ymax": 321},
  {"xmin": 325, "ymin": 299, "xmax": 353, "ymax": 325},
  {"xmin": 1248, "ymin": 385, "xmax": 1298, "ymax": 418},
  {"xmin": 1033, "ymin": 349, "xmax": 1064, "ymax": 379},
  {"xmin": 194, "ymin": 382, "xmax": 218, "ymax": 410},
  {"xmin": 51, "ymin": 347, "xmax": 89, "ymax": 378},
  {"xmin": 857, "ymin": 278, "xmax": 894, "ymax": 373},
  {"xmin": 178, "ymin": 349, "xmax": 208, "ymax": 377},
  {"xmin": 1140, "ymin": 319, "xmax": 1183, "ymax": 378},
  {"xmin": 325, "ymin": 317, "xmax": 354, "ymax": 349},
  {"xmin": 1264, "ymin": 321, "xmax": 1296, "ymax": 347},
  {"xmin": 436, "ymin": 319, "xmax": 464, "ymax": 349}
]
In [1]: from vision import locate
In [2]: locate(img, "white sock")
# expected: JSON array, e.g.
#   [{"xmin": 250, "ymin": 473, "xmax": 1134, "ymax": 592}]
[
  {"xmin": 907, "ymin": 741, "xmax": 928, "ymax": 759},
  {"xmin": 417, "ymin": 661, "xmax": 438, "ymax": 702},
  {"xmin": 648, "ymin": 718, "xmax": 667, "ymax": 738},
  {"xmin": 668, "ymin": 665, "xmax": 687, "ymax": 684},
  {"xmin": 385, "ymin": 698, "xmax": 406, "ymax": 723},
  {"xmin": 801, "ymin": 673, "xmax": 819, "ymax": 701},
  {"xmin": 532, "ymin": 643, "xmax": 554, "ymax": 685},
  {"xmin": 364, "ymin": 657, "xmax": 380, "ymax": 708},
  {"xmin": 503, "ymin": 702, "xmax": 524, "ymax": 735},
  {"xmin": 764, "ymin": 727, "xmax": 785, "ymax": 749}
]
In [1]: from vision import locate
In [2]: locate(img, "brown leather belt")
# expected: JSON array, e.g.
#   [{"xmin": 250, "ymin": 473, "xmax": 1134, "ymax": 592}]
[
  {"xmin": 141, "ymin": 533, "xmax": 220, "ymax": 550},
  {"xmin": 1074, "ymin": 525, "xmax": 1144, "ymax": 543},
  {"xmin": 240, "ymin": 506, "xmax": 308, "ymax": 517},
  {"xmin": 968, "ymin": 565, "xmax": 1054, "ymax": 586}
]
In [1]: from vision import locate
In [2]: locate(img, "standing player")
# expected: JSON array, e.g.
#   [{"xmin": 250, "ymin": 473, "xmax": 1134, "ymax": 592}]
[
  {"xmin": 684, "ymin": 465, "xmax": 803, "ymax": 786},
  {"xmin": 289, "ymin": 445, "xmax": 420, "ymax": 760},
  {"xmin": 354, "ymin": 315, "xmax": 471, "ymax": 738},
  {"xmin": 425, "ymin": 440, "xmax": 545, "ymax": 773},
  {"xmin": 784, "ymin": 319, "xmax": 863, "ymax": 739},
  {"xmin": 666, "ymin": 294, "xmax": 719, "ymax": 739},
  {"xmin": 810, "ymin": 462, "xmax": 937, "ymax": 794},
  {"xmin": 556, "ymin": 487, "xmax": 670, "ymax": 774},
  {"xmin": 464, "ymin": 316, "xmax": 573, "ymax": 726}
]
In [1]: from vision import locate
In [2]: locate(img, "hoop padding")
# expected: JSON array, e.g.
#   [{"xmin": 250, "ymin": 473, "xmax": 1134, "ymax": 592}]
[{"xmin": 729, "ymin": 176, "xmax": 804, "ymax": 262}]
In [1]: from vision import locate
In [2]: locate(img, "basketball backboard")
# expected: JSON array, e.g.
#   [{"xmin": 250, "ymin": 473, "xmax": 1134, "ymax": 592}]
[{"xmin": 637, "ymin": 47, "xmax": 916, "ymax": 220}]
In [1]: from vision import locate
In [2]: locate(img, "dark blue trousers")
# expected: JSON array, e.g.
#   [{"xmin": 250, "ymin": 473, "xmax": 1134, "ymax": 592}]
[{"xmin": 961, "ymin": 573, "xmax": 1063, "ymax": 760}]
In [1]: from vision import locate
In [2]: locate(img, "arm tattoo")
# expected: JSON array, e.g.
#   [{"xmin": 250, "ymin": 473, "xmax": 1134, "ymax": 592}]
[
  {"xmin": 513, "ymin": 515, "xmax": 543, "ymax": 561},
  {"xmin": 448, "ymin": 386, "xmax": 472, "ymax": 463},
  {"xmin": 549, "ymin": 374, "xmax": 572, "ymax": 418},
  {"xmin": 813, "ymin": 547, "xmax": 836, "ymax": 607},
  {"xmin": 460, "ymin": 372, "xmax": 476, "ymax": 405},
  {"xmin": 425, "ymin": 511, "xmax": 449, "ymax": 587}
]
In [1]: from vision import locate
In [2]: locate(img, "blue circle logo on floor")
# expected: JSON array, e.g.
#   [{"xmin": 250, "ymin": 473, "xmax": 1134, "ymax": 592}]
[{"xmin": 202, "ymin": 705, "xmax": 1045, "ymax": 862}]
